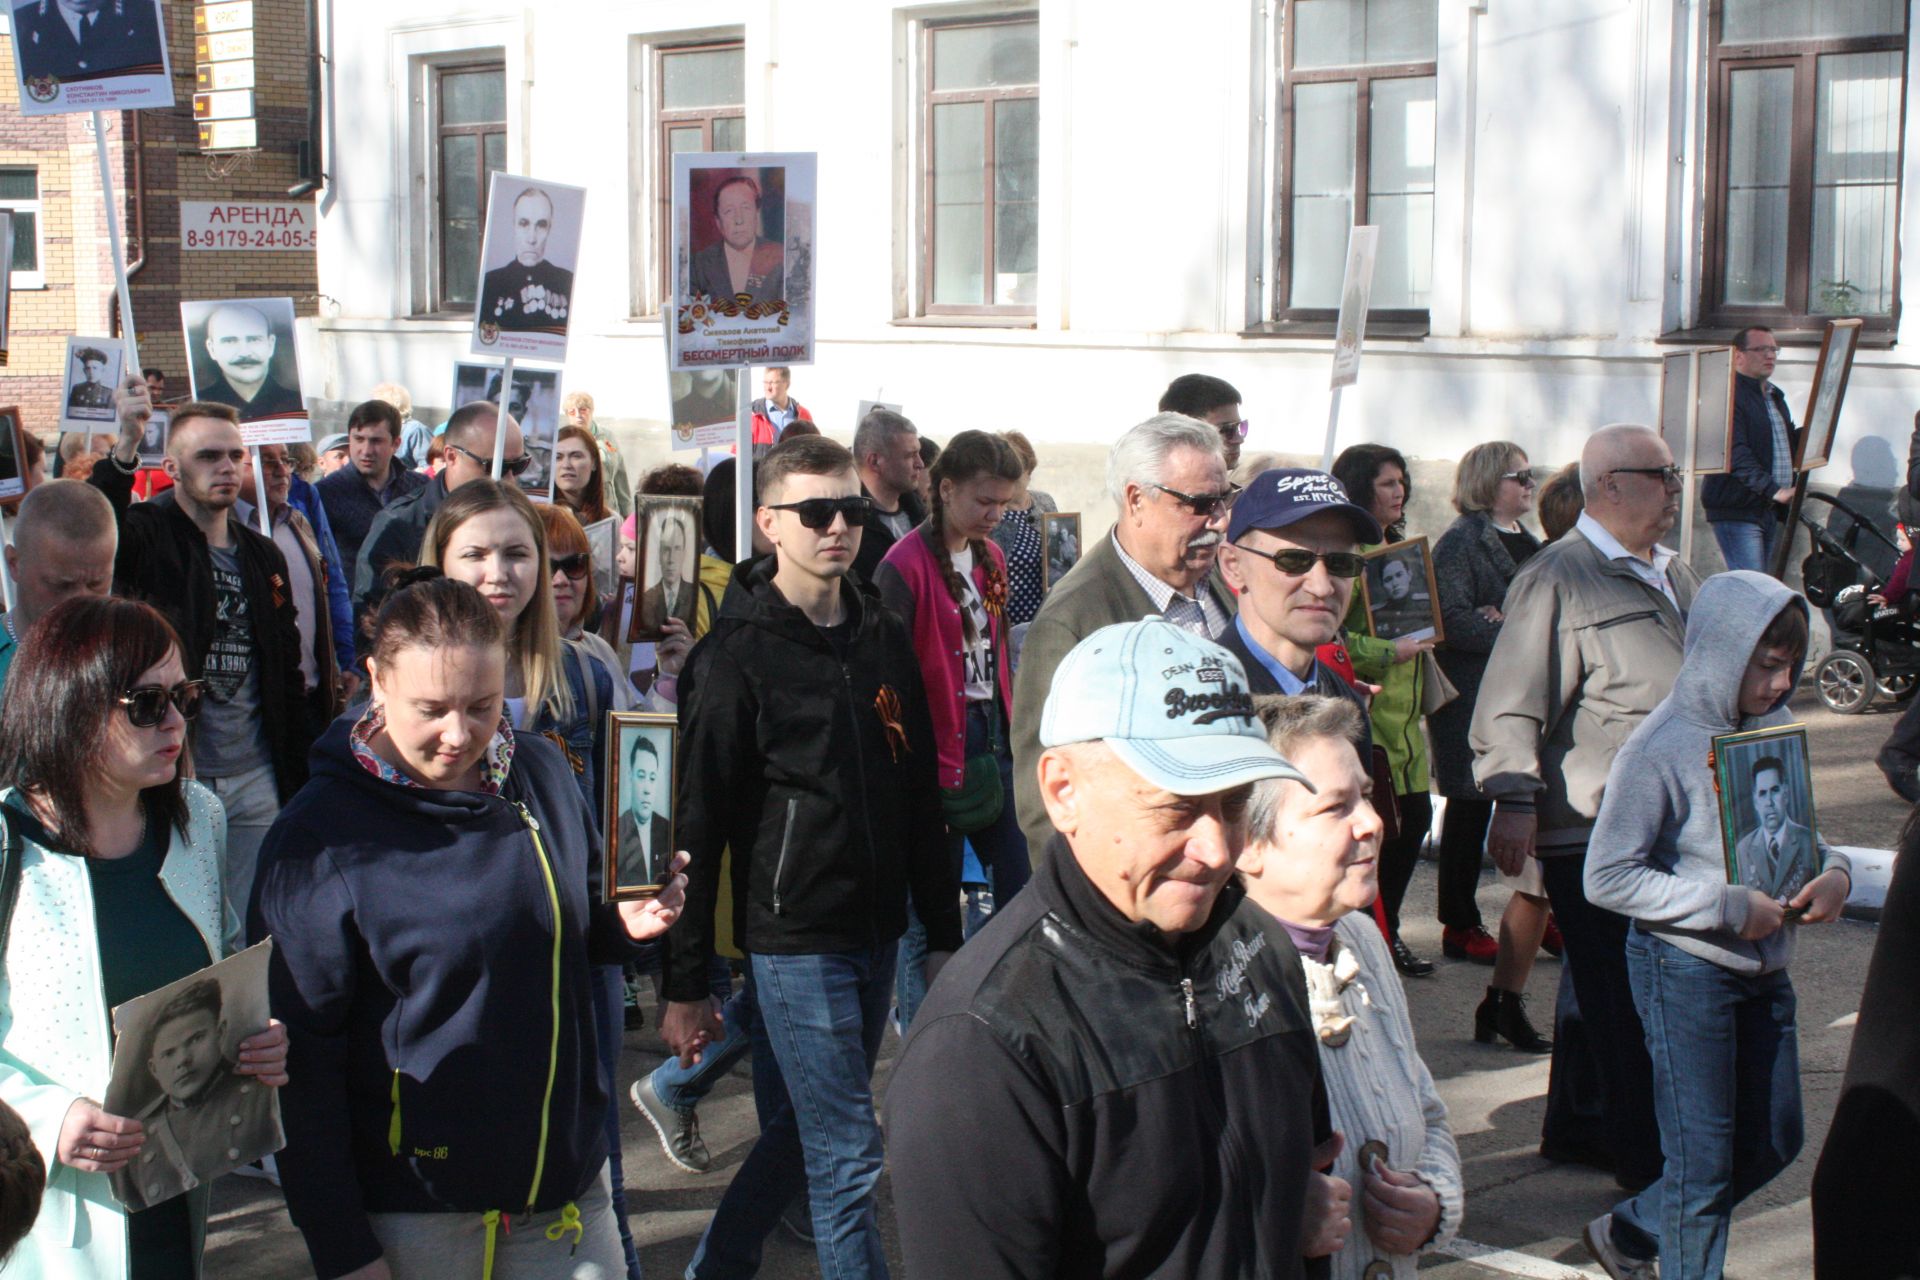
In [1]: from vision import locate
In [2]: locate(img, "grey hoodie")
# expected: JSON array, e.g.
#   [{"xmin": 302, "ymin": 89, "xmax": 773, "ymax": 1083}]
[{"xmin": 1585, "ymin": 571, "xmax": 1849, "ymax": 976}]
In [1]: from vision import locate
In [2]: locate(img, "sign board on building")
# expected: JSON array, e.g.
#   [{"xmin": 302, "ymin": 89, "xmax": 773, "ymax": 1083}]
[
  {"xmin": 195, "ymin": 1, "xmax": 254, "ymax": 34},
  {"xmin": 193, "ymin": 89, "xmax": 254, "ymax": 121},
  {"xmin": 195, "ymin": 30, "xmax": 253, "ymax": 62},
  {"xmin": 193, "ymin": 0, "xmax": 257, "ymax": 152},
  {"xmin": 197, "ymin": 60, "xmax": 254, "ymax": 91},
  {"xmin": 181, "ymin": 202, "xmax": 316, "ymax": 252}
]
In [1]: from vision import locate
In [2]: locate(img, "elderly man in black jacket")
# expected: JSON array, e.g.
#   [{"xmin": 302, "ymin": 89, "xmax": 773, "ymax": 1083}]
[
  {"xmin": 1704, "ymin": 325, "xmax": 1800, "ymax": 572},
  {"xmin": 889, "ymin": 618, "xmax": 1346, "ymax": 1280}
]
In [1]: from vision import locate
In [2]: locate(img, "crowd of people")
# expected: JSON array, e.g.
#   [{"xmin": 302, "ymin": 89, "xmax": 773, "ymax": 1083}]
[{"xmin": 0, "ymin": 345, "xmax": 1911, "ymax": 1280}]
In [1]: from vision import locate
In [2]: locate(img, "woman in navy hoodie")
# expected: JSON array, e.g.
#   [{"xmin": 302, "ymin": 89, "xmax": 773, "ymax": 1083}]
[{"xmin": 249, "ymin": 572, "xmax": 685, "ymax": 1280}]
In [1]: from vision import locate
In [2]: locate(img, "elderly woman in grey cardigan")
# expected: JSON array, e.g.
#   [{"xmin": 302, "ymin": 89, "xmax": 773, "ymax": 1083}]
[{"xmin": 1240, "ymin": 695, "xmax": 1462, "ymax": 1279}]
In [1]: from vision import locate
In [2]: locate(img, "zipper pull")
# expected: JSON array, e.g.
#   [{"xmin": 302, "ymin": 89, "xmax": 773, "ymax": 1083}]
[
  {"xmin": 514, "ymin": 801, "xmax": 542, "ymax": 833},
  {"xmin": 1181, "ymin": 977, "xmax": 1197, "ymax": 1029}
]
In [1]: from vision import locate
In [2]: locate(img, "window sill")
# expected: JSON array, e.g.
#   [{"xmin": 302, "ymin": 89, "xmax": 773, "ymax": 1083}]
[
  {"xmin": 1239, "ymin": 318, "xmax": 1431, "ymax": 341},
  {"xmin": 892, "ymin": 314, "xmax": 1037, "ymax": 330},
  {"xmin": 1659, "ymin": 325, "xmax": 1896, "ymax": 350}
]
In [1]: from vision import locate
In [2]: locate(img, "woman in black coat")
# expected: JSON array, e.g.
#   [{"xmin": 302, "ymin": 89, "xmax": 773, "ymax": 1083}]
[{"xmin": 1430, "ymin": 441, "xmax": 1552, "ymax": 1052}]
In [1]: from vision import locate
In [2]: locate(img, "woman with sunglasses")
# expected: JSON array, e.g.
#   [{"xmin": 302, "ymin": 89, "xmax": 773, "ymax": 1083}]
[
  {"xmin": 1429, "ymin": 442, "xmax": 1556, "ymax": 1052},
  {"xmin": 539, "ymin": 504, "xmax": 635, "ymax": 714},
  {"xmin": 1331, "ymin": 444, "xmax": 1440, "ymax": 979},
  {"xmin": 0, "ymin": 596, "xmax": 290, "ymax": 1279},
  {"xmin": 874, "ymin": 430, "xmax": 1027, "ymax": 1031},
  {"xmin": 252, "ymin": 571, "xmax": 686, "ymax": 1280},
  {"xmin": 552, "ymin": 427, "xmax": 613, "ymax": 529}
]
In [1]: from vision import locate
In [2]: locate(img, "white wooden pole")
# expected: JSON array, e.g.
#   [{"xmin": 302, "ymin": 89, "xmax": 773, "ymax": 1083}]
[
  {"xmin": 490, "ymin": 357, "xmax": 516, "ymax": 480},
  {"xmin": 251, "ymin": 446, "xmax": 272, "ymax": 536},
  {"xmin": 0, "ymin": 507, "xmax": 16, "ymax": 614},
  {"xmin": 1679, "ymin": 352, "xmax": 1700, "ymax": 565},
  {"xmin": 1319, "ymin": 386, "xmax": 1343, "ymax": 472},
  {"xmin": 92, "ymin": 111, "xmax": 140, "ymax": 374},
  {"xmin": 735, "ymin": 374, "xmax": 753, "ymax": 563}
]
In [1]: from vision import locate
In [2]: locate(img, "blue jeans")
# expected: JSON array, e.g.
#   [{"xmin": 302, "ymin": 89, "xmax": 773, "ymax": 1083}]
[
  {"xmin": 1612, "ymin": 928, "xmax": 1803, "ymax": 1278},
  {"xmin": 651, "ymin": 969, "xmax": 767, "ymax": 1121},
  {"xmin": 686, "ymin": 944, "xmax": 897, "ymax": 1280},
  {"xmin": 1711, "ymin": 517, "xmax": 1779, "ymax": 574},
  {"xmin": 593, "ymin": 965, "xmax": 644, "ymax": 1280}
]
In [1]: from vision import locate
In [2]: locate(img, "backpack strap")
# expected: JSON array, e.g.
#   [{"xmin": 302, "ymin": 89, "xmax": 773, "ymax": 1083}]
[{"xmin": 0, "ymin": 808, "xmax": 25, "ymax": 964}]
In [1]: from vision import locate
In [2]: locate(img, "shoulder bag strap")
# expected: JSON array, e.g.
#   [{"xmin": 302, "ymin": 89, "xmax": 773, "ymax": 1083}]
[{"xmin": 0, "ymin": 809, "xmax": 24, "ymax": 964}]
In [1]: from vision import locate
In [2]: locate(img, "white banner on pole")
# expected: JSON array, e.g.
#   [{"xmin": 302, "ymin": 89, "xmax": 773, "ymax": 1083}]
[{"xmin": 1329, "ymin": 226, "xmax": 1379, "ymax": 392}]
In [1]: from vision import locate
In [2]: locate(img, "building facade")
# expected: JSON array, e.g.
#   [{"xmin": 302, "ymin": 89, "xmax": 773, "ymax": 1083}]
[{"xmin": 309, "ymin": 0, "xmax": 1920, "ymax": 533}]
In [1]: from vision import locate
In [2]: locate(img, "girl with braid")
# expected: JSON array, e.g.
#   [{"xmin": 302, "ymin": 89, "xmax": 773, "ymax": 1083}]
[{"xmin": 876, "ymin": 430, "xmax": 1027, "ymax": 1029}]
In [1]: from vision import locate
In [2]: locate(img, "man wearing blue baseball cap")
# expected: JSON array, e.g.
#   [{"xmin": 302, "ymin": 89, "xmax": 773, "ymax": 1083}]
[
  {"xmin": 888, "ymin": 619, "xmax": 1346, "ymax": 1279},
  {"xmin": 1217, "ymin": 467, "xmax": 1381, "ymax": 713}
]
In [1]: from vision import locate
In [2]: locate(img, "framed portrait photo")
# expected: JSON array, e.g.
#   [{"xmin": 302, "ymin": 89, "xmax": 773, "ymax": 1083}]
[
  {"xmin": 1359, "ymin": 537, "xmax": 1444, "ymax": 645},
  {"xmin": 471, "ymin": 173, "xmax": 587, "ymax": 363},
  {"xmin": 60, "ymin": 336, "xmax": 122, "ymax": 432},
  {"xmin": 604, "ymin": 712, "xmax": 678, "ymax": 900},
  {"xmin": 1042, "ymin": 511, "xmax": 1082, "ymax": 590},
  {"xmin": 450, "ymin": 362, "xmax": 563, "ymax": 499},
  {"xmin": 627, "ymin": 497, "xmax": 702, "ymax": 643},
  {"xmin": 669, "ymin": 151, "xmax": 817, "ymax": 371},
  {"xmin": 1693, "ymin": 346, "xmax": 1736, "ymax": 476},
  {"xmin": 0, "ymin": 406, "xmax": 25, "ymax": 503},
  {"xmin": 137, "ymin": 407, "xmax": 171, "ymax": 469},
  {"xmin": 1798, "ymin": 318, "xmax": 1863, "ymax": 472},
  {"xmin": 8, "ymin": 0, "xmax": 175, "ymax": 117},
  {"xmin": 584, "ymin": 515, "xmax": 618, "ymax": 604},
  {"xmin": 1713, "ymin": 723, "xmax": 1818, "ymax": 905},
  {"xmin": 180, "ymin": 297, "xmax": 308, "ymax": 440}
]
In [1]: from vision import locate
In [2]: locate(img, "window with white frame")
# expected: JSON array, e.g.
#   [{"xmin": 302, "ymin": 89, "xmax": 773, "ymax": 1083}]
[
  {"xmin": 1277, "ymin": 0, "xmax": 1436, "ymax": 321},
  {"xmin": 0, "ymin": 168, "xmax": 44, "ymax": 289},
  {"xmin": 1703, "ymin": 0, "xmax": 1907, "ymax": 332}
]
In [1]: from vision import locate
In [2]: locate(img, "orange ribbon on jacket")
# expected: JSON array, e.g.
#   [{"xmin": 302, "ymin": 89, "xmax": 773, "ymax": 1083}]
[{"xmin": 874, "ymin": 685, "xmax": 909, "ymax": 763}]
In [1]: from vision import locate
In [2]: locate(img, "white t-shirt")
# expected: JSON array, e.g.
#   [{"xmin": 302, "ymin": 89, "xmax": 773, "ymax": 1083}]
[{"xmin": 952, "ymin": 547, "xmax": 995, "ymax": 703}]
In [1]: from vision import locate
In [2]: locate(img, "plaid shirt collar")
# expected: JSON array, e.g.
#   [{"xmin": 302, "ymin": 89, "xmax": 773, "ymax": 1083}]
[
  {"xmin": 1110, "ymin": 531, "xmax": 1227, "ymax": 637},
  {"xmin": 349, "ymin": 704, "xmax": 514, "ymax": 794}
]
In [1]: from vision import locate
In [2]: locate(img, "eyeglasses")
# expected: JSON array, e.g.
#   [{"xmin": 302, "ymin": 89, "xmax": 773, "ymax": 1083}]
[
  {"xmin": 1148, "ymin": 482, "xmax": 1243, "ymax": 518},
  {"xmin": 448, "ymin": 443, "xmax": 534, "ymax": 478},
  {"xmin": 1610, "ymin": 466, "xmax": 1684, "ymax": 486},
  {"xmin": 1238, "ymin": 544, "xmax": 1365, "ymax": 578},
  {"xmin": 764, "ymin": 495, "xmax": 876, "ymax": 530},
  {"xmin": 1740, "ymin": 344, "xmax": 1780, "ymax": 356},
  {"xmin": 1499, "ymin": 470, "xmax": 1537, "ymax": 487},
  {"xmin": 551, "ymin": 552, "xmax": 591, "ymax": 581},
  {"xmin": 1217, "ymin": 419, "xmax": 1250, "ymax": 441},
  {"xmin": 119, "ymin": 680, "xmax": 205, "ymax": 728}
]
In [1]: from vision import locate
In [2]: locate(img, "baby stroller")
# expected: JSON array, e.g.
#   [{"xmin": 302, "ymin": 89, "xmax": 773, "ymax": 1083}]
[{"xmin": 1800, "ymin": 492, "xmax": 1920, "ymax": 714}]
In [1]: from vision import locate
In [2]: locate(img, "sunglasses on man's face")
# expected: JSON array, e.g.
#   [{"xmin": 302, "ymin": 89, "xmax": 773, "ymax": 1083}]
[
  {"xmin": 1238, "ymin": 545, "xmax": 1365, "ymax": 578},
  {"xmin": 449, "ymin": 443, "xmax": 534, "ymax": 478},
  {"xmin": 551, "ymin": 552, "xmax": 591, "ymax": 581},
  {"xmin": 764, "ymin": 495, "xmax": 875, "ymax": 530},
  {"xmin": 1148, "ymin": 481, "xmax": 1242, "ymax": 519},
  {"xmin": 1217, "ymin": 418, "xmax": 1250, "ymax": 441},
  {"xmin": 119, "ymin": 680, "xmax": 205, "ymax": 728}
]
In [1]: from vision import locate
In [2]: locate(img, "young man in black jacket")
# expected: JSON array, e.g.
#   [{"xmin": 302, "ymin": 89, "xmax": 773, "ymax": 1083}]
[
  {"xmin": 663, "ymin": 434, "xmax": 958, "ymax": 1280},
  {"xmin": 887, "ymin": 618, "xmax": 1342, "ymax": 1279},
  {"xmin": 1704, "ymin": 325, "xmax": 1800, "ymax": 572},
  {"xmin": 104, "ymin": 401, "xmax": 309, "ymax": 953}
]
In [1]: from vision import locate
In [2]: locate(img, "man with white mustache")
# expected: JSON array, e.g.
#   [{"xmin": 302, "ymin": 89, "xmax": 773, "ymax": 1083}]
[{"xmin": 1011, "ymin": 411, "xmax": 1240, "ymax": 854}]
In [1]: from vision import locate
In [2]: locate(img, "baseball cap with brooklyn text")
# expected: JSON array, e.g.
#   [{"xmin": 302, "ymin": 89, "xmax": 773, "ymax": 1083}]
[{"xmin": 1040, "ymin": 619, "xmax": 1310, "ymax": 795}]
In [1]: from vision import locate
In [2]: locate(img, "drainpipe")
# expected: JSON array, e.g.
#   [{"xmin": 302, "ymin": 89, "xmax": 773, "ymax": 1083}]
[{"xmin": 287, "ymin": 0, "xmax": 328, "ymax": 198}]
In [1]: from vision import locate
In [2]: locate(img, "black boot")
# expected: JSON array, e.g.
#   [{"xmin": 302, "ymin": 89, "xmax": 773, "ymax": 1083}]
[
  {"xmin": 1389, "ymin": 932, "xmax": 1435, "ymax": 978},
  {"xmin": 1474, "ymin": 986, "xmax": 1552, "ymax": 1053}
]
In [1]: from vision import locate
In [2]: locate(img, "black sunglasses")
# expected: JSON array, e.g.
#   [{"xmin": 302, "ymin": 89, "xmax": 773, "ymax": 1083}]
[
  {"xmin": 1216, "ymin": 418, "xmax": 1250, "ymax": 441},
  {"xmin": 1238, "ymin": 545, "xmax": 1365, "ymax": 579},
  {"xmin": 1148, "ymin": 481, "xmax": 1242, "ymax": 518},
  {"xmin": 551, "ymin": 552, "xmax": 591, "ymax": 581},
  {"xmin": 1499, "ymin": 470, "xmax": 1537, "ymax": 487},
  {"xmin": 764, "ymin": 495, "xmax": 875, "ymax": 530},
  {"xmin": 449, "ymin": 443, "xmax": 534, "ymax": 478},
  {"xmin": 1610, "ymin": 466, "xmax": 1683, "ymax": 486},
  {"xmin": 119, "ymin": 680, "xmax": 205, "ymax": 728}
]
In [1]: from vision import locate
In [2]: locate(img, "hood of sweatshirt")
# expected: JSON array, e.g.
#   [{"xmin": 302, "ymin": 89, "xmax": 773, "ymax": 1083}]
[
  {"xmin": 1667, "ymin": 570, "xmax": 1809, "ymax": 732},
  {"xmin": 717, "ymin": 552, "xmax": 883, "ymax": 651},
  {"xmin": 306, "ymin": 712, "xmax": 518, "ymax": 824}
]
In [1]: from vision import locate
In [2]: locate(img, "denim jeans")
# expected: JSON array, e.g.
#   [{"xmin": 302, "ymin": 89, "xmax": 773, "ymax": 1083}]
[
  {"xmin": 1612, "ymin": 928, "xmax": 1803, "ymax": 1278},
  {"xmin": 1711, "ymin": 518, "xmax": 1778, "ymax": 575},
  {"xmin": 592, "ymin": 966, "xmax": 644, "ymax": 1280},
  {"xmin": 651, "ymin": 964, "xmax": 766, "ymax": 1121},
  {"xmin": 686, "ymin": 944, "xmax": 896, "ymax": 1280},
  {"xmin": 206, "ymin": 762, "xmax": 280, "ymax": 956}
]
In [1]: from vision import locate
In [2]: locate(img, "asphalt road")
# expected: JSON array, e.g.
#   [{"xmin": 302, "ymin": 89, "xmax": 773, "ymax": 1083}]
[{"xmin": 205, "ymin": 691, "xmax": 1911, "ymax": 1279}]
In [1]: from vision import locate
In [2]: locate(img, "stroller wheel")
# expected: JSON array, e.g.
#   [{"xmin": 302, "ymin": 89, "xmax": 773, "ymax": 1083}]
[
  {"xmin": 1815, "ymin": 650, "xmax": 1876, "ymax": 714},
  {"xmin": 1880, "ymin": 672, "xmax": 1919, "ymax": 702}
]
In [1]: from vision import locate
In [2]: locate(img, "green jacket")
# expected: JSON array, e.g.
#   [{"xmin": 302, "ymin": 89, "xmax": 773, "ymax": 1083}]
[{"xmin": 1343, "ymin": 546, "xmax": 1428, "ymax": 796}]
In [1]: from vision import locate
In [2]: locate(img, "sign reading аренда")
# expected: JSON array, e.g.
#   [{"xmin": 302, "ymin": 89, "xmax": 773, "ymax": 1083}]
[{"xmin": 181, "ymin": 201, "xmax": 316, "ymax": 252}]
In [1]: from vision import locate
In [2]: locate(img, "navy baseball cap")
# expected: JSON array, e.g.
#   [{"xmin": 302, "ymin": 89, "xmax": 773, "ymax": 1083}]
[{"xmin": 1227, "ymin": 467, "xmax": 1383, "ymax": 545}]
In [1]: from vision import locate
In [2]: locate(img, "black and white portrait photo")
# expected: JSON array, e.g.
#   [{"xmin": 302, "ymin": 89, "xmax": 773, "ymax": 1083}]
[
  {"xmin": 60, "ymin": 335, "xmax": 121, "ymax": 430},
  {"xmin": 137, "ymin": 406, "xmax": 170, "ymax": 468},
  {"xmin": 628, "ymin": 498, "xmax": 701, "ymax": 643},
  {"xmin": 471, "ymin": 173, "xmax": 587, "ymax": 363},
  {"xmin": 9, "ymin": 0, "xmax": 175, "ymax": 117},
  {"xmin": 585, "ymin": 515, "xmax": 618, "ymax": 603},
  {"xmin": 1361, "ymin": 538, "xmax": 1442, "ymax": 644},
  {"xmin": 604, "ymin": 713, "xmax": 677, "ymax": 898},
  {"xmin": 0, "ymin": 408, "xmax": 25, "ymax": 502},
  {"xmin": 1043, "ymin": 511, "xmax": 1081, "ymax": 590},
  {"xmin": 451, "ymin": 362, "xmax": 563, "ymax": 498},
  {"xmin": 181, "ymin": 297, "xmax": 306, "ymax": 423},
  {"xmin": 1714, "ymin": 725, "xmax": 1819, "ymax": 904},
  {"xmin": 103, "ymin": 942, "xmax": 284, "ymax": 1212}
]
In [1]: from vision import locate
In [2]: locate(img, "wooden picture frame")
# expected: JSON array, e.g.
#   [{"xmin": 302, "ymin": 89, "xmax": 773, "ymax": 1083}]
[
  {"xmin": 604, "ymin": 711, "xmax": 678, "ymax": 900},
  {"xmin": 626, "ymin": 496, "xmax": 702, "ymax": 643},
  {"xmin": 1693, "ymin": 346, "xmax": 1736, "ymax": 476},
  {"xmin": 1358, "ymin": 537, "xmax": 1443, "ymax": 645},
  {"xmin": 1041, "ymin": 511, "xmax": 1082, "ymax": 590},
  {"xmin": 583, "ymin": 515, "xmax": 618, "ymax": 606},
  {"xmin": 1657, "ymin": 350, "xmax": 1692, "ymax": 459},
  {"xmin": 0, "ymin": 407, "xmax": 25, "ymax": 503},
  {"xmin": 1712, "ymin": 723, "xmax": 1818, "ymax": 905},
  {"xmin": 1797, "ymin": 318, "xmax": 1863, "ymax": 472}
]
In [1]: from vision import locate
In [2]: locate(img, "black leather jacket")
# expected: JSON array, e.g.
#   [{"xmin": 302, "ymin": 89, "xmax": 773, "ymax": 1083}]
[{"xmin": 888, "ymin": 840, "xmax": 1329, "ymax": 1280}]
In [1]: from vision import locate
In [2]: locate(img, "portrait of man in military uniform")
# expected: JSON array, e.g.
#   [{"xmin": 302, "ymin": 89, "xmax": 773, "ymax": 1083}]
[
  {"xmin": 11, "ymin": 0, "xmax": 166, "ymax": 85},
  {"xmin": 478, "ymin": 185, "xmax": 575, "ymax": 334},
  {"xmin": 119, "ymin": 977, "xmax": 283, "ymax": 1211},
  {"xmin": 688, "ymin": 174, "xmax": 785, "ymax": 307},
  {"xmin": 66, "ymin": 345, "xmax": 113, "ymax": 411},
  {"xmin": 184, "ymin": 298, "xmax": 306, "ymax": 421}
]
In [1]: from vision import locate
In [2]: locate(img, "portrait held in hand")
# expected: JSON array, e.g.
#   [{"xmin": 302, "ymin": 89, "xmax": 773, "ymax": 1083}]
[
  {"xmin": 1360, "ymin": 537, "xmax": 1443, "ymax": 644},
  {"xmin": 180, "ymin": 297, "xmax": 306, "ymax": 423},
  {"xmin": 471, "ymin": 174, "xmax": 586, "ymax": 363},
  {"xmin": 628, "ymin": 498, "xmax": 701, "ymax": 643},
  {"xmin": 1714, "ymin": 724, "xmax": 1819, "ymax": 904},
  {"xmin": 605, "ymin": 713, "xmax": 678, "ymax": 898},
  {"xmin": 59, "ymin": 336, "xmax": 122, "ymax": 431}
]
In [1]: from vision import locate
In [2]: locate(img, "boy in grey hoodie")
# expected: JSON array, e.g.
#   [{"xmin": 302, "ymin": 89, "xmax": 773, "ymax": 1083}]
[{"xmin": 1581, "ymin": 570, "xmax": 1852, "ymax": 1280}]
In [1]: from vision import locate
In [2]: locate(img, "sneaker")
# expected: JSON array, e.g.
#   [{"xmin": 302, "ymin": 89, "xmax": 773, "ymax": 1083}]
[
  {"xmin": 230, "ymin": 1154, "xmax": 280, "ymax": 1186},
  {"xmin": 778, "ymin": 1197, "xmax": 815, "ymax": 1246},
  {"xmin": 630, "ymin": 1075, "xmax": 711, "ymax": 1174},
  {"xmin": 1583, "ymin": 1213, "xmax": 1658, "ymax": 1280},
  {"xmin": 1542, "ymin": 916, "xmax": 1566, "ymax": 958},
  {"xmin": 1442, "ymin": 925, "xmax": 1499, "ymax": 964}
]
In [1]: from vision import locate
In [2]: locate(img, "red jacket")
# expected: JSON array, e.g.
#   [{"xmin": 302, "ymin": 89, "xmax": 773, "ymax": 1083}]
[
  {"xmin": 874, "ymin": 527, "xmax": 1015, "ymax": 788},
  {"xmin": 750, "ymin": 397, "xmax": 814, "ymax": 446}
]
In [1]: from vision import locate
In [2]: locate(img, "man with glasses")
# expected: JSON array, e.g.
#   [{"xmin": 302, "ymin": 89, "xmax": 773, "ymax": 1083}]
[
  {"xmin": 1159, "ymin": 373, "xmax": 1248, "ymax": 473},
  {"xmin": 1216, "ymin": 467, "xmax": 1379, "ymax": 712},
  {"xmin": 1012, "ymin": 411, "xmax": 1238, "ymax": 855},
  {"xmin": 106, "ymin": 400, "xmax": 310, "ymax": 952},
  {"xmin": 1471, "ymin": 423, "xmax": 1700, "ymax": 1205},
  {"xmin": 1705, "ymin": 325, "xmax": 1800, "ymax": 573},
  {"xmin": 662, "ymin": 434, "xmax": 957, "ymax": 1280},
  {"xmin": 850, "ymin": 406, "xmax": 925, "ymax": 583},
  {"xmin": 351, "ymin": 400, "xmax": 525, "ymax": 617}
]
